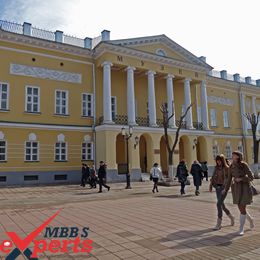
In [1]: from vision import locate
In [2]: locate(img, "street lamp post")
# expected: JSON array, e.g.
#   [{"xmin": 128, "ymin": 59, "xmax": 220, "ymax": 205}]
[{"xmin": 121, "ymin": 126, "xmax": 139, "ymax": 189}]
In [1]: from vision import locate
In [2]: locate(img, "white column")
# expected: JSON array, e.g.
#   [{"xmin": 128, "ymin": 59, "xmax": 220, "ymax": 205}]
[
  {"xmin": 147, "ymin": 70, "xmax": 157, "ymax": 127},
  {"xmin": 184, "ymin": 78, "xmax": 194, "ymax": 129},
  {"xmin": 102, "ymin": 61, "xmax": 113, "ymax": 124},
  {"xmin": 252, "ymin": 96, "xmax": 257, "ymax": 115},
  {"xmin": 240, "ymin": 93, "xmax": 247, "ymax": 134},
  {"xmin": 166, "ymin": 74, "xmax": 176, "ymax": 128},
  {"xmin": 126, "ymin": 66, "xmax": 136, "ymax": 125},
  {"xmin": 200, "ymin": 80, "xmax": 209, "ymax": 130}
]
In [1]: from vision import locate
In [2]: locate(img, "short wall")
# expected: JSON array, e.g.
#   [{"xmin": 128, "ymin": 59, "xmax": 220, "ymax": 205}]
[{"xmin": 106, "ymin": 168, "xmax": 142, "ymax": 183}]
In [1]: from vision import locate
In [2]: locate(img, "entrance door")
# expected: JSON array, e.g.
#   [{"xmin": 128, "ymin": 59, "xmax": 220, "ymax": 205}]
[{"xmin": 139, "ymin": 135, "xmax": 147, "ymax": 173}]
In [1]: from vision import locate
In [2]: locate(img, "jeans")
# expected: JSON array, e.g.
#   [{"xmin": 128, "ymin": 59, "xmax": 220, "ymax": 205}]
[{"xmin": 215, "ymin": 185, "xmax": 230, "ymax": 219}]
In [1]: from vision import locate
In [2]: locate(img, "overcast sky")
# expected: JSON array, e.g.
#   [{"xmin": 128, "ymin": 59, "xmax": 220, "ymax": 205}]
[{"xmin": 0, "ymin": 0, "xmax": 259, "ymax": 79}]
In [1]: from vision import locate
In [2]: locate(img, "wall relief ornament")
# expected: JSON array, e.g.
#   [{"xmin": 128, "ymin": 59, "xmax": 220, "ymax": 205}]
[{"xmin": 207, "ymin": 96, "xmax": 234, "ymax": 106}]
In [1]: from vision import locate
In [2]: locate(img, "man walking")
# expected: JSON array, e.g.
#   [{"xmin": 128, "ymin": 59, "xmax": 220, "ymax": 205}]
[
  {"xmin": 80, "ymin": 163, "xmax": 87, "ymax": 187},
  {"xmin": 190, "ymin": 160, "xmax": 203, "ymax": 196},
  {"xmin": 98, "ymin": 161, "xmax": 110, "ymax": 193}
]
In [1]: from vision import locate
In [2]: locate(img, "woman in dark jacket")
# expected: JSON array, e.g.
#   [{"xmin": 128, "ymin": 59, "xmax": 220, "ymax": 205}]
[
  {"xmin": 224, "ymin": 151, "xmax": 254, "ymax": 236},
  {"xmin": 176, "ymin": 160, "xmax": 189, "ymax": 195},
  {"xmin": 190, "ymin": 160, "xmax": 203, "ymax": 196},
  {"xmin": 209, "ymin": 154, "xmax": 234, "ymax": 230}
]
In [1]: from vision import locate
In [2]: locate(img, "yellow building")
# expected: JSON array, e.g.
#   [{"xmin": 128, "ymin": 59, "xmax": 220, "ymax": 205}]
[{"xmin": 0, "ymin": 20, "xmax": 259, "ymax": 185}]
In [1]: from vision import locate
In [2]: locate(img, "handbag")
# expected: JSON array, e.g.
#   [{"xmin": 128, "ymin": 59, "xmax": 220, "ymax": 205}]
[
  {"xmin": 150, "ymin": 174, "xmax": 153, "ymax": 181},
  {"xmin": 250, "ymin": 182, "xmax": 259, "ymax": 196}
]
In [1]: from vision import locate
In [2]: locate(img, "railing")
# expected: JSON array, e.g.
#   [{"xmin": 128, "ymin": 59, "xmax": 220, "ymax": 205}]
[
  {"xmin": 209, "ymin": 70, "xmax": 259, "ymax": 87},
  {"xmin": 136, "ymin": 117, "xmax": 149, "ymax": 127},
  {"xmin": 31, "ymin": 26, "xmax": 55, "ymax": 41},
  {"xmin": 193, "ymin": 122, "xmax": 203, "ymax": 130},
  {"xmin": 176, "ymin": 120, "xmax": 187, "ymax": 129},
  {"xmin": 0, "ymin": 20, "xmax": 23, "ymax": 34}
]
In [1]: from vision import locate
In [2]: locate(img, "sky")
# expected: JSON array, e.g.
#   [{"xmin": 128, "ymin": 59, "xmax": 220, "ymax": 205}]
[{"xmin": 0, "ymin": 0, "xmax": 259, "ymax": 79}]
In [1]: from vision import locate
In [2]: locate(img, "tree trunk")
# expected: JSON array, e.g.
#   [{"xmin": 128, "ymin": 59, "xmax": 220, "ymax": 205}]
[
  {"xmin": 168, "ymin": 151, "xmax": 174, "ymax": 180},
  {"xmin": 252, "ymin": 132, "xmax": 259, "ymax": 164}
]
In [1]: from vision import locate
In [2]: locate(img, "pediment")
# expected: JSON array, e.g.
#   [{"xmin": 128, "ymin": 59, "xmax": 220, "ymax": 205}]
[{"xmin": 110, "ymin": 35, "xmax": 212, "ymax": 70}]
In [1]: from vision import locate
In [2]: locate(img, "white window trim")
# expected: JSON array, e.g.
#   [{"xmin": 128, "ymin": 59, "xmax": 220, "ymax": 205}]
[
  {"xmin": 210, "ymin": 108, "xmax": 217, "ymax": 127},
  {"xmin": 54, "ymin": 141, "xmax": 68, "ymax": 161},
  {"xmin": 81, "ymin": 93, "xmax": 94, "ymax": 117},
  {"xmin": 197, "ymin": 106, "xmax": 202, "ymax": 123},
  {"xmin": 55, "ymin": 89, "xmax": 69, "ymax": 115},
  {"xmin": 0, "ymin": 140, "xmax": 7, "ymax": 162},
  {"xmin": 212, "ymin": 144, "xmax": 219, "ymax": 159},
  {"xmin": 111, "ymin": 96, "xmax": 117, "ymax": 120},
  {"xmin": 25, "ymin": 85, "xmax": 40, "ymax": 113},
  {"xmin": 0, "ymin": 82, "xmax": 10, "ymax": 110},
  {"xmin": 24, "ymin": 141, "xmax": 39, "ymax": 162},
  {"xmin": 223, "ymin": 111, "xmax": 230, "ymax": 128},
  {"xmin": 81, "ymin": 141, "xmax": 94, "ymax": 161},
  {"xmin": 225, "ymin": 145, "xmax": 232, "ymax": 159}
]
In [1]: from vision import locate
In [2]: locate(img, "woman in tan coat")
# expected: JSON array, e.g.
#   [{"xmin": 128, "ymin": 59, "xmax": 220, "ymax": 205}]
[{"xmin": 224, "ymin": 151, "xmax": 254, "ymax": 235}]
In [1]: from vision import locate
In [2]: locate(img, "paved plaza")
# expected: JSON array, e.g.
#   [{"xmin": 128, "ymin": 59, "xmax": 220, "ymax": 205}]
[{"xmin": 0, "ymin": 180, "xmax": 260, "ymax": 260}]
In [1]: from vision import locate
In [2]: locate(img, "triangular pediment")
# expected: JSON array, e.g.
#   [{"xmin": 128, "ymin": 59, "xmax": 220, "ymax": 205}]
[{"xmin": 110, "ymin": 35, "xmax": 212, "ymax": 70}]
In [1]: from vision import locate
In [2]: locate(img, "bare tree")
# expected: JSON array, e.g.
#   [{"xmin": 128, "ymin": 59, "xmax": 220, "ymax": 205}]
[
  {"xmin": 160, "ymin": 103, "xmax": 193, "ymax": 178},
  {"xmin": 245, "ymin": 112, "xmax": 260, "ymax": 164}
]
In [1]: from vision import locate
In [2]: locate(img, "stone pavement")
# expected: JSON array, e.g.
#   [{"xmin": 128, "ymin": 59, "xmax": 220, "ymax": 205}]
[{"xmin": 0, "ymin": 180, "xmax": 260, "ymax": 260}]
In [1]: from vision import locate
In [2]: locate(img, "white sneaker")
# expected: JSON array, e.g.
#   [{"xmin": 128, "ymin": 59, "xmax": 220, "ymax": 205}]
[{"xmin": 239, "ymin": 214, "xmax": 246, "ymax": 236}]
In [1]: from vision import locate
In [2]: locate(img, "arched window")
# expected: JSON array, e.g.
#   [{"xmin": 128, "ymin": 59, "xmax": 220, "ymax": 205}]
[
  {"xmin": 0, "ymin": 131, "xmax": 7, "ymax": 162},
  {"xmin": 156, "ymin": 49, "xmax": 166, "ymax": 57},
  {"xmin": 55, "ymin": 134, "xmax": 67, "ymax": 161},
  {"xmin": 225, "ymin": 141, "xmax": 232, "ymax": 159},
  {"xmin": 25, "ymin": 133, "xmax": 39, "ymax": 161},
  {"xmin": 212, "ymin": 140, "xmax": 219, "ymax": 159}
]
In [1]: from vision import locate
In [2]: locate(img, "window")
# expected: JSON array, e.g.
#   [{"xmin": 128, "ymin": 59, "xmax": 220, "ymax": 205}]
[
  {"xmin": 197, "ymin": 106, "xmax": 202, "ymax": 123},
  {"xmin": 223, "ymin": 111, "xmax": 230, "ymax": 128},
  {"xmin": 82, "ymin": 93, "xmax": 93, "ymax": 117},
  {"xmin": 111, "ymin": 96, "xmax": 117, "ymax": 120},
  {"xmin": 212, "ymin": 145, "xmax": 218, "ymax": 159},
  {"xmin": 0, "ymin": 83, "xmax": 9, "ymax": 110},
  {"xmin": 55, "ymin": 142, "xmax": 67, "ymax": 161},
  {"xmin": 25, "ymin": 86, "xmax": 40, "ymax": 113},
  {"xmin": 156, "ymin": 49, "xmax": 166, "ymax": 57},
  {"xmin": 210, "ymin": 109, "xmax": 217, "ymax": 127},
  {"xmin": 238, "ymin": 144, "xmax": 243, "ymax": 154},
  {"xmin": 225, "ymin": 145, "xmax": 232, "ymax": 159},
  {"xmin": 25, "ymin": 141, "xmax": 39, "ymax": 161},
  {"xmin": 82, "ymin": 142, "xmax": 93, "ymax": 160},
  {"xmin": 55, "ymin": 90, "xmax": 68, "ymax": 115},
  {"xmin": 0, "ymin": 141, "xmax": 6, "ymax": 162}
]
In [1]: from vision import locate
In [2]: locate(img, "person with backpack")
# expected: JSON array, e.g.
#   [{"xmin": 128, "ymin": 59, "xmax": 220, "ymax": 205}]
[
  {"xmin": 209, "ymin": 154, "xmax": 235, "ymax": 230},
  {"xmin": 176, "ymin": 160, "xmax": 189, "ymax": 195},
  {"xmin": 190, "ymin": 160, "xmax": 203, "ymax": 196},
  {"xmin": 150, "ymin": 163, "xmax": 161, "ymax": 193},
  {"xmin": 201, "ymin": 161, "xmax": 209, "ymax": 181},
  {"xmin": 223, "ymin": 151, "xmax": 254, "ymax": 236}
]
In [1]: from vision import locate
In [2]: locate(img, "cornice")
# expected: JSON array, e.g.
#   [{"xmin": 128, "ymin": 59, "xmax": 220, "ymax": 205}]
[
  {"xmin": 94, "ymin": 42, "xmax": 210, "ymax": 73},
  {"xmin": 0, "ymin": 30, "xmax": 93, "ymax": 59}
]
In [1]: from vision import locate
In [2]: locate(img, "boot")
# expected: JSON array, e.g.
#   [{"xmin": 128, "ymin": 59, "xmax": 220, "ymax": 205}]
[
  {"xmin": 246, "ymin": 213, "xmax": 255, "ymax": 230},
  {"xmin": 227, "ymin": 213, "xmax": 235, "ymax": 226},
  {"xmin": 213, "ymin": 218, "xmax": 222, "ymax": 230},
  {"xmin": 239, "ymin": 214, "xmax": 246, "ymax": 236}
]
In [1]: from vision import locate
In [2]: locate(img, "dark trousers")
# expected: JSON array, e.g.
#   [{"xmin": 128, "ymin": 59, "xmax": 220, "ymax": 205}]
[
  {"xmin": 152, "ymin": 178, "xmax": 159, "ymax": 192},
  {"xmin": 81, "ymin": 174, "xmax": 86, "ymax": 187},
  {"xmin": 180, "ymin": 182, "xmax": 186, "ymax": 194},
  {"xmin": 90, "ymin": 177, "xmax": 97, "ymax": 188},
  {"xmin": 99, "ymin": 178, "xmax": 110, "ymax": 192},
  {"xmin": 216, "ymin": 185, "xmax": 230, "ymax": 219},
  {"xmin": 203, "ymin": 171, "xmax": 208, "ymax": 181}
]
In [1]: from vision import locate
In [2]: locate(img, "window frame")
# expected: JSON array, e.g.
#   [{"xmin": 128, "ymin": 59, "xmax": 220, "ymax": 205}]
[
  {"xmin": 111, "ymin": 96, "xmax": 117, "ymax": 121},
  {"xmin": 223, "ymin": 110, "xmax": 230, "ymax": 128},
  {"xmin": 24, "ymin": 141, "xmax": 39, "ymax": 162},
  {"xmin": 212, "ymin": 145, "xmax": 219, "ymax": 159},
  {"xmin": 0, "ymin": 140, "xmax": 7, "ymax": 162},
  {"xmin": 210, "ymin": 108, "xmax": 217, "ymax": 127},
  {"xmin": 54, "ymin": 141, "xmax": 68, "ymax": 162},
  {"xmin": 0, "ymin": 82, "xmax": 10, "ymax": 110},
  {"xmin": 82, "ymin": 142, "xmax": 94, "ymax": 161},
  {"xmin": 25, "ymin": 85, "xmax": 40, "ymax": 113},
  {"xmin": 225, "ymin": 145, "xmax": 232, "ymax": 159},
  {"xmin": 55, "ymin": 90, "xmax": 69, "ymax": 115},
  {"xmin": 82, "ymin": 93, "xmax": 94, "ymax": 117}
]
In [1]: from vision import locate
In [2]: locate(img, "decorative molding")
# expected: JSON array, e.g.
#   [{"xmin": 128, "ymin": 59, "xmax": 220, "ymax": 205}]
[
  {"xmin": 207, "ymin": 95, "xmax": 234, "ymax": 106},
  {"xmin": 57, "ymin": 134, "xmax": 65, "ymax": 142},
  {"xmin": 10, "ymin": 63, "xmax": 82, "ymax": 84},
  {"xmin": 28, "ymin": 133, "xmax": 37, "ymax": 141},
  {"xmin": 84, "ymin": 135, "xmax": 92, "ymax": 142},
  {"xmin": 0, "ymin": 131, "xmax": 4, "ymax": 140}
]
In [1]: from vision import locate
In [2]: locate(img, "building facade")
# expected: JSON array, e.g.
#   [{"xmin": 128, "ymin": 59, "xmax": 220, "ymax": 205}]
[{"xmin": 0, "ymin": 20, "xmax": 259, "ymax": 185}]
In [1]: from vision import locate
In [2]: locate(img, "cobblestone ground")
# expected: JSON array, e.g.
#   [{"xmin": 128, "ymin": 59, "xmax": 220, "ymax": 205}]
[{"xmin": 0, "ymin": 179, "xmax": 260, "ymax": 260}]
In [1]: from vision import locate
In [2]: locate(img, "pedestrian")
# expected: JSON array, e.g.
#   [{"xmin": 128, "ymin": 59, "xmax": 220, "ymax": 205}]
[
  {"xmin": 209, "ymin": 154, "xmax": 235, "ymax": 230},
  {"xmin": 150, "ymin": 163, "xmax": 161, "ymax": 193},
  {"xmin": 176, "ymin": 160, "xmax": 189, "ymax": 195},
  {"xmin": 90, "ymin": 165, "xmax": 97, "ymax": 189},
  {"xmin": 190, "ymin": 160, "xmax": 203, "ymax": 196},
  {"xmin": 201, "ymin": 161, "xmax": 209, "ymax": 181},
  {"xmin": 223, "ymin": 151, "xmax": 254, "ymax": 236},
  {"xmin": 80, "ymin": 163, "xmax": 87, "ymax": 187},
  {"xmin": 98, "ymin": 161, "xmax": 110, "ymax": 193}
]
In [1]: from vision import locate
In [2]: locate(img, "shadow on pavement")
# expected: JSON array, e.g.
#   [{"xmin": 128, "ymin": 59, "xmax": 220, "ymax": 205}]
[{"xmin": 156, "ymin": 194, "xmax": 194, "ymax": 199}]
